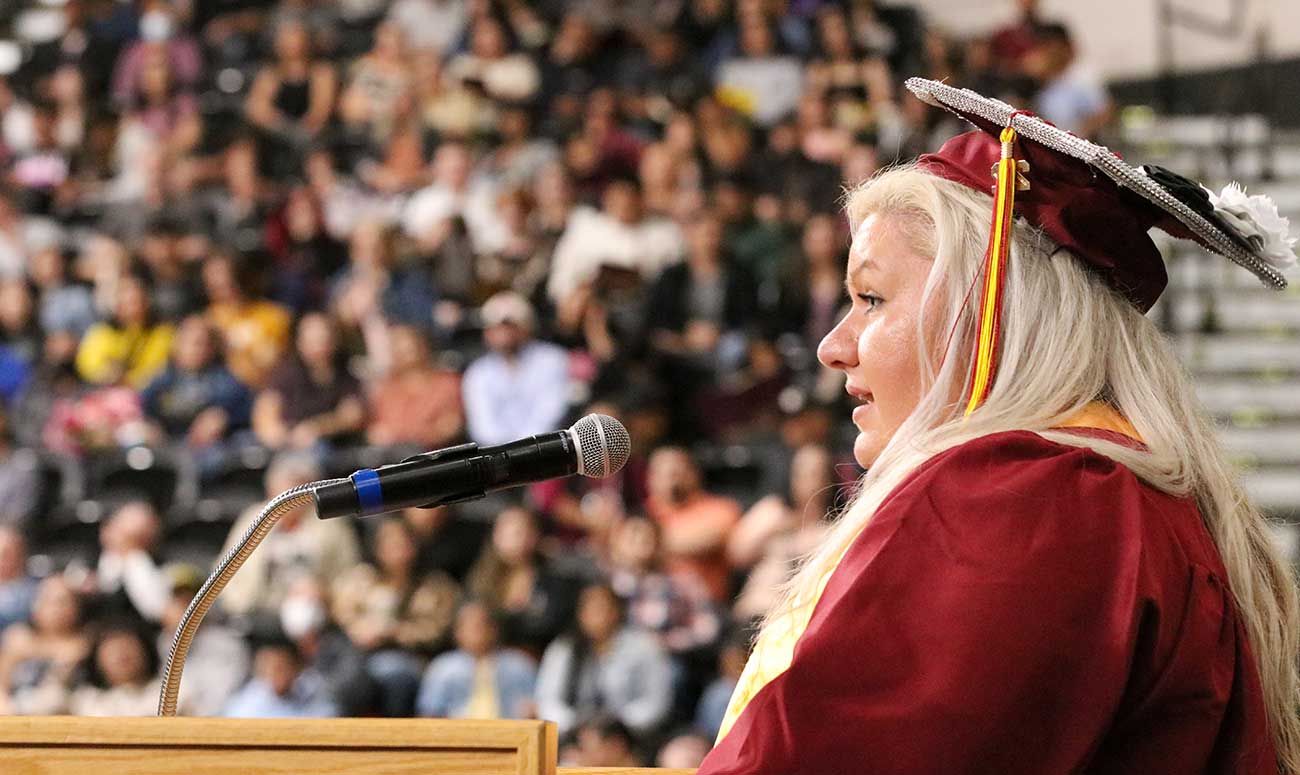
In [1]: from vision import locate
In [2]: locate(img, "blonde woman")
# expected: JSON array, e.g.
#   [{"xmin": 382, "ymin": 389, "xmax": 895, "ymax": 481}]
[{"xmin": 700, "ymin": 80, "xmax": 1300, "ymax": 774}]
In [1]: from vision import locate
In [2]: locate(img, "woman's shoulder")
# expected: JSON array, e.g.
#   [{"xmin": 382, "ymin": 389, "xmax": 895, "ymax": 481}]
[{"xmin": 880, "ymin": 429, "xmax": 1191, "ymax": 549}]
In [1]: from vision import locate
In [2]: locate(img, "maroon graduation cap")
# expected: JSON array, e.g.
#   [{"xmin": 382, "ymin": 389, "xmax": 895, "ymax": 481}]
[{"xmin": 901, "ymin": 78, "xmax": 1296, "ymax": 414}]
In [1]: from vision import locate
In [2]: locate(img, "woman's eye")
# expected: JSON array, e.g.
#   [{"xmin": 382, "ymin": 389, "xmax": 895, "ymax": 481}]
[{"xmin": 857, "ymin": 293, "xmax": 883, "ymax": 312}]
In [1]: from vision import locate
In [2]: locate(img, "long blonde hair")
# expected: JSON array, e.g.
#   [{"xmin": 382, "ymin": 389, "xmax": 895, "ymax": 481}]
[{"xmin": 762, "ymin": 165, "xmax": 1300, "ymax": 770}]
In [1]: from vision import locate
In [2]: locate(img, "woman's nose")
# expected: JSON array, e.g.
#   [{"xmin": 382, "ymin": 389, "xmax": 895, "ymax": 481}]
[{"xmin": 817, "ymin": 311, "xmax": 858, "ymax": 371}]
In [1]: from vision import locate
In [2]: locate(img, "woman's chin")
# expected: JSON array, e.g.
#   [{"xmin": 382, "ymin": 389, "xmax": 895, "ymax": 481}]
[{"xmin": 853, "ymin": 430, "xmax": 882, "ymax": 468}]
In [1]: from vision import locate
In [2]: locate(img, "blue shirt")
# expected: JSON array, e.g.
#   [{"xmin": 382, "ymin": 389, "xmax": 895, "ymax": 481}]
[
  {"xmin": 462, "ymin": 341, "xmax": 571, "ymax": 446},
  {"xmin": 221, "ymin": 672, "xmax": 340, "ymax": 718},
  {"xmin": 416, "ymin": 648, "xmax": 538, "ymax": 719}
]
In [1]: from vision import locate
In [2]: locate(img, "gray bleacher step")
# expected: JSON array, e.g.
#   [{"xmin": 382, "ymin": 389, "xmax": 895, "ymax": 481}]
[
  {"xmin": 1167, "ymin": 291, "xmax": 1300, "ymax": 332},
  {"xmin": 1219, "ymin": 424, "xmax": 1300, "ymax": 466},
  {"xmin": 1197, "ymin": 379, "xmax": 1300, "ymax": 419},
  {"xmin": 1175, "ymin": 334, "xmax": 1300, "ymax": 373},
  {"xmin": 1242, "ymin": 468, "xmax": 1300, "ymax": 517}
]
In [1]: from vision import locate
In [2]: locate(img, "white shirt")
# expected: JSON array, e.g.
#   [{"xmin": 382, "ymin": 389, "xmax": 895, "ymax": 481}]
[
  {"xmin": 462, "ymin": 340, "xmax": 571, "ymax": 446},
  {"xmin": 402, "ymin": 179, "xmax": 510, "ymax": 255},
  {"xmin": 546, "ymin": 206, "xmax": 684, "ymax": 304}
]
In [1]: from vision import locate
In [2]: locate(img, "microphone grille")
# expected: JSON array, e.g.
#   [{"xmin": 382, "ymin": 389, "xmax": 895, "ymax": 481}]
[{"xmin": 570, "ymin": 414, "xmax": 631, "ymax": 478}]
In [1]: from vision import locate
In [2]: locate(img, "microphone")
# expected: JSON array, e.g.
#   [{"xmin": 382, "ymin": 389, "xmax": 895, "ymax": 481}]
[{"xmin": 312, "ymin": 414, "xmax": 631, "ymax": 519}]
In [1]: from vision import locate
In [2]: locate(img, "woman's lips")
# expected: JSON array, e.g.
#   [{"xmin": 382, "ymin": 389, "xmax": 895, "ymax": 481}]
[{"xmin": 852, "ymin": 400, "xmax": 873, "ymax": 426}]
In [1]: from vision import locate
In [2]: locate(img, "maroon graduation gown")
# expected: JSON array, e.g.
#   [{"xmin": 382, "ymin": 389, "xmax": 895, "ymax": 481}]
[{"xmin": 699, "ymin": 429, "xmax": 1276, "ymax": 774}]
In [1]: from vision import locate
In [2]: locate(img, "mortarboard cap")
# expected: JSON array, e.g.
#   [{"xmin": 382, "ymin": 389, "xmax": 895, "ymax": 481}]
[{"xmin": 905, "ymin": 77, "xmax": 1295, "ymax": 312}]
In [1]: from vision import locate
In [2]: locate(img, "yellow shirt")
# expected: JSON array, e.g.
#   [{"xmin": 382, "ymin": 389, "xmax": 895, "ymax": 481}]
[{"xmin": 75, "ymin": 322, "xmax": 174, "ymax": 389}]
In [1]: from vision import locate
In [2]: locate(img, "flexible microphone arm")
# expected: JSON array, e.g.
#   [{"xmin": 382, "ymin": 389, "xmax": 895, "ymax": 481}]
[{"xmin": 157, "ymin": 476, "xmax": 346, "ymax": 717}]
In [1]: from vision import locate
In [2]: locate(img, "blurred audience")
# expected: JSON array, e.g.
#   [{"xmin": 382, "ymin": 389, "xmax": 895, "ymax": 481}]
[{"xmin": 416, "ymin": 599, "xmax": 538, "ymax": 719}]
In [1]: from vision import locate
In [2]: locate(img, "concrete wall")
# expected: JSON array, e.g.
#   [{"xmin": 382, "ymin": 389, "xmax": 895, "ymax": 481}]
[{"xmin": 899, "ymin": 0, "xmax": 1300, "ymax": 80}]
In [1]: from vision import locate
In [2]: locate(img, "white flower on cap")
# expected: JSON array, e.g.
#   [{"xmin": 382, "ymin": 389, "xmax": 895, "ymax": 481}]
[{"xmin": 1204, "ymin": 182, "xmax": 1298, "ymax": 270}]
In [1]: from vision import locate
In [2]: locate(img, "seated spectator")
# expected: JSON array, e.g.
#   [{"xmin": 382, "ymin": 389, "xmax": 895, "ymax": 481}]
[
  {"xmin": 158, "ymin": 568, "xmax": 250, "ymax": 717},
  {"xmin": 730, "ymin": 445, "xmax": 835, "ymax": 621},
  {"xmin": 467, "ymin": 507, "xmax": 576, "ymax": 656},
  {"xmin": 141, "ymin": 315, "xmax": 254, "ymax": 475},
  {"xmin": 278, "ymin": 577, "xmax": 373, "ymax": 716},
  {"xmin": 0, "ymin": 407, "xmax": 39, "ymax": 528},
  {"xmin": 770, "ymin": 213, "xmax": 846, "ymax": 345},
  {"xmin": 75, "ymin": 274, "xmax": 173, "ymax": 389},
  {"xmin": 644, "ymin": 447, "xmax": 742, "ymax": 602},
  {"xmin": 402, "ymin": 141, "xmax": 509, "ymax": 267},
  {"xmin": 69, "ymin": 619, "xmax": 161, "ymax": 717},
  {"xmin": 0, "ymin": 528, "xmax": 37, "ymax": 632},
  {"xmin": 607, "ymin": 516, "xmax": 721, "ymax": 657},
  {"xmin": 1026, "ymin": 23, "xmax": 1112, "ymax": 139},
  {"xmin": 134, "ymin": 220, "xmax": 203, "ymax": 323},
  {"xmin": 365, "ymin": 323, "xmax": 463, "ymax": 449},
  {"xmin": 245, "ymin": 20, "xmax": 337, "ymax": 175},
  {"xmin": 567, "ymin": 715, "xmax": 644, "ymax": 767},
  {"xmin": 203, "ymin": 253, "xmax": 292, "ymax": 390},
  {"xmin": 386, "ymin": 0, "xmax": 468, "ymax": 55},
  {"xmin": 333, "ymin": 517, "xmax": 460, "ymax": 717},
  {"xmin": 219, "ymin": 453, "xmax": 361, "ymax": 621},
  {"xmin": 694, "ymin": 629, "xmax": 750, "ymax": 741},
  {"xmin": 110, "ymin": 3, "xmax": 202, "ymax": 107},
  {"xmin": 715, "ymin": 15, "xmax": 804, "ymax": 127},
  {"xmin": 0, "ymin": 278, "xmax": 42, "ymax": 367},
  {"xmin": 338, "ymin": 20, "xmax": 413, "ymax": 142},
  {"xmin": 329, "ymin": 219, "xmax": 437, "ymax": 336},
  {"xmin": 265, "ymin": 185, "xmax": 348, "ymax": 313},
  {"xmin": 402, "ymin": 504, "xmax": 488, "ymax": 584},
  {"xmin": 546, "ymin": 177, "xmax": 683, "ymax": 308},
  {"xmin": 252, "ymin": 312, "xmax": 365, "ymax": 454},
  {"xmin": 444, "ymin": 15, "xmax": 540, "ymax": 105},
  {"xmin": 28, "ymin": 245, "xmax": 96, "ymax": 338},
  {"xmin": 0, "ymin": 576, "xmax": 91, "ymax": 715},
  {"xmin": 646, "ymin": 210, "xmax": 758, "ymax": 381},
  {"xmin": 95, "ymin": 500, "xmax": 170, "ymax": 623},
  {"xmin": 417, "ymin": 600, "xmax": 538, "ymax": 719},
  {"xmin": 657, "ymin": 730, "xmax": 712, "ymax": 769},
  {"xmin": 222, "ymin": 635, "xmax": 340, "ymax": 718},
  {"xmin": 121, "ymin": 47, "xmax": 202, "ymax": 161},
  {"xmin": 462, "ymin": 292, "xmax": 571, "ymax": 446},
  {"xmin": 536, "ymin": 581, "xmax": 673, "ymax": 737}
]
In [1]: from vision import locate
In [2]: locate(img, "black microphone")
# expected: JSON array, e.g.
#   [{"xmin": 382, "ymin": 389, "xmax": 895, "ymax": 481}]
[{"xmin": 312, "ymin": 414, "xmax": 631, "ymax": 519}]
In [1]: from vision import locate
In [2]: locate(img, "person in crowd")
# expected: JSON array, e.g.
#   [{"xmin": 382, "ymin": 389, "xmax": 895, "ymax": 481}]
[
  {"xmin": 338, "ymin": 20, "xmax": 414, "ymax": 143},
  {"xmin": 365, "ymin": 323, "xmax": 463, "ymax": 449},
  {"xmin": 536, "ymin": 581, "xmax": 673, "ymax": 738},
  {"xmin": 443, "ymin": 15, "xmax": 540, "ymax": 105},
  {"xmin": 75, "ymin": 274, "xmax": 174, "ymax": 390},
  {"xmin": 729, "ymin": 444, "xmax": 836, "ymax": 621},
  {"xmin": 252, "ymin": 311, "xmax": 365, "ymax": 454},
  {"xmin": 121, "ymin": 48, "xmax": 202, "ymax": 161},
  {"xmin": 402, "ymin": 504, "xmax": 488, "ymax": 585},
  {"xmin": 0, "ymin": 576, "xmax": 91, "ymax": 715},
  {"xmin": 94, "ymin": 500, "xmax": 170, "ymax": 623},
  {"xmin": 0, "ymin": 407, "xmax": 39, "ymax": 529},
  {"xmin": 546, "ymin": 177, "xmax": 683, "ymax": 309},
  {"xmin": 416, "ymin": 600, "xmax": 538, "ymax": 719},
  {"xmin": 330, "ymin": 219, "xmax": 437, "ymax": 338},
  {"xmin": 643, "ymin": 447, "xmax": 742, "ymax": 603},
  {"xmin": 202, "ymin": 253, "xmax": 292, "ymax": 390},
  {"xmin": 222, "ymin": 635, "xmax": 340, "ymax": 718},
  {"xmin": 28, "ymin": 245, "xmax": 96, "ymax": 339},
  {"xmin": 461, "ymin": 292, "xmax": 571, "ymax": 446},
  {"xmin": 567, "ymin": 715, "xmax": 644, "ymax": 767},
  {"xmin": 245, "ymin": 20, "xmax": 337, "ymax": 174},
  {"xmin": 110, "ymin": 2, "xmax": 202, "ymax": 107},
  {"xmin": 714, "ymin": 14, "xmax": 804, "ymax": 127},
  {"xmin": 332, "ymin": 517, "xmax": 460, "ymax": 717},
  {"xmin": 607, "ymin": 516, "xmax": 721, "ymax": 658},
  {"xmin": 0, "ymin": 528, "xmax": 37, "ymax": 633},
  {"xmin": 141, "ymin": 315, "xmax": 254, "ymax": 475},
  {"xmin": 656, "ymin": 730, "xmax": 713, "ymax": 769},
  {"xmin": 1025, "ymin": 23, "xmax": 1112, "ymax": 139},
  {"xmin": 466, "ymin": 506, "xmax": 576, "ymax": 656},
  {"xmin": 219, "ymin": 453, "xmax": 361, "ymax": 621},
  {"xmin": 69, "ymin": 619, "xmax": 160, "ymax": 717},
  {"xmin": 402, "ymin": 141, "xmax": 509, "ymax": 267}
]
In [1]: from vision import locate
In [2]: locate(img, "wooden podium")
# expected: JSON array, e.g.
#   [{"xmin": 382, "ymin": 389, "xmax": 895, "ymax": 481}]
[{"xmin": 0, "ymin": 717, "xmax": 695, "ymax": 775}]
